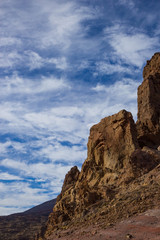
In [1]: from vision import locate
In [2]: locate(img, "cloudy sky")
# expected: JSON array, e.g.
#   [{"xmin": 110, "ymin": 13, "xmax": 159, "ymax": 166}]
[{"xmin": 0, "ymin": 0, "xmax": 160, "ymax": 215}]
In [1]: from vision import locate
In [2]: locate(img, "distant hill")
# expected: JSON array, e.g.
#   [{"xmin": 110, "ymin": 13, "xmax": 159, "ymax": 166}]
[
  {"xmin": 0, "ymin": 198, "xmax": 56, "ymax": 240},
  {"xmin": 23, "ymin": 199, "xmax": 56, "ymax": 215}
]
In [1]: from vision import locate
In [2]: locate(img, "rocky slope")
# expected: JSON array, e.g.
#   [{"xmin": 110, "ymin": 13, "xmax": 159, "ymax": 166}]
[
  {"xmin": 38, "ymin": 52, "xmax": 160, "ymax": 240},
  {"xmin": 0, "ymin": 198, "xmax": 56, "ymax": 240}
]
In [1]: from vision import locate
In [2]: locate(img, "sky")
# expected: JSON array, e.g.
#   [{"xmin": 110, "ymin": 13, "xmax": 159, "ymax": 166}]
[{"xmin": 0, "ymin": 0, "xmax": 160, "ymax": 215}]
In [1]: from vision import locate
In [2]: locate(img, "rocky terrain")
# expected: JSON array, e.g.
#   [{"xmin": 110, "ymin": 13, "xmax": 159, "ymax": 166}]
[
  {"xmin": 38, "ymin": 208, "xmax": 160, "ymax": 240},
  {"xmin": 36, "ymin": 52, "xmax": 160, "ymax": 240},
  {"xmin": 0, "ymin": 198, "xmax": 56, "ymax": 240}
]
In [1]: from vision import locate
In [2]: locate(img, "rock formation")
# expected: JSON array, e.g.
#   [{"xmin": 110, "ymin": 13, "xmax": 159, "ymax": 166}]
[
  {"xmin": 37, "ymin": 53, "xmax": 160, "ymax": 240},
  {"xmin": 137, "ymin": 52, "xmax": 160, "ymax": 148}
]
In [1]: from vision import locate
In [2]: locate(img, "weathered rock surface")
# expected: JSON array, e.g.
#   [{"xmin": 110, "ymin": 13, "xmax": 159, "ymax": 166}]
[
  {"xmin": 36, "ymin": 167, "xmax": 80, "ymax": 239},
  {"xmin": 37, "ymin": 53, "xmax": 160, "ymax": 240},
  {"xmin": 79, "ymin": 110, "xmax": 138, "ymax": 182},
  {"xmin": 137, "ymin": 52, "xmax": 160, "ymax": 148},
  {"xmin": 143, "ymin": 52, "xmax": 160, "ymax": 79}
]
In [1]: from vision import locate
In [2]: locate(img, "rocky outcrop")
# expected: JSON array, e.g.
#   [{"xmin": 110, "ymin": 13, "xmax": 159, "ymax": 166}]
[
  {"xmin": 78, "ymin": 110, "xmax": 138, "ymax": 187},
  {"xmin": 38, "ymin": 53, "xmax": 160, "ymax": 240},
  {"xmin": 143, "ymin": 52, "xmax": 160, "ymax": 79},
  {"xmin": 38, "ymin": 167, "xmax": 80, "ymax": 238},
  {"xmin": 57, "ymin": 166, "xmax": 80, "ymax": 202},
  {"xmin": 137, "ymin": 52, "xmax": 160, "ymax": 148}
]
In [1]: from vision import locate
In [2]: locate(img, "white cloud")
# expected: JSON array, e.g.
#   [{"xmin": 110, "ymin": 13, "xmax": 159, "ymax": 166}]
[
  {"xmin": 40, "ymin": 1, "xmax": 96, "ymax": 50},
  {"xmin": 92, "ymin": 78, "xmax": 139, "ymax": 99},
  {"xmin": 0, "ymin": 50, "xmax": 68, "ymax": 71},
  {"xmin": 23, "ymin": 105, "xmax": 86, "ymax": 135},
  {"xmin": 0, "ymin": 158, "xmax": 72, "ymax": 215},
  {"xmin": 0, "ymin": 0, "xmax": 96, "ymax": 51},
  {"xmin": 48, "ymin": 57, "xmax": 68, "ymax": 70},
  {"xmin": 1, "ymin": 158, "xmax": 72, "ymax": 182},
  {"xmin": 91, "ymin": 78, "xmax": 140, "ymax": 120},
  {"xmin": 0, "ymin": 74, "xmax": 70, "ymax": 97},
  {"xmin": 0, "ymin": 141, "xmax": 26, "ymax": 155},
  {"xmin": 105, "ymin": 25, "xmax": 159, "ymax": 67},
  {"xmin": 24, "ymin": 51, "xmax": 68, "ymax": 71},
  {"xmin": 0, "ymin": 37, "xmax": 21, "ymax": 47},
  {"xmin": 0, "ymin": 0, "xmax": 98, "ymax": 73},
  {"xmin": 0, "ymin": 172, "xmax": 22, "ymax": 181},
  {"xmin": 0, "ymin": 51, "xmax": 22, "ymax": 68},
  {"xmin": 25, "ymin": 51, "xmax": 43, "ymax": 70},
  {"xmin": 95, "ymin": 61, "xmax": 132, "ymax": 75},
  {"xmin": 37, "ymin": 144, "xmax": 86, "ymax": 163},
  {"xmin": 118, "ymin": 0, "xmax": 135, "ymax": 9}
]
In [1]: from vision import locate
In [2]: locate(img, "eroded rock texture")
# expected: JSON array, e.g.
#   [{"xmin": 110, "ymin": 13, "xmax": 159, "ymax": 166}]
[
  {"xmin": 137, "ymin": 52, "xmax": 160, "ymax": 148},
  {"xmin": 79, "ymin": 110, "xmax": 138, "ymax": 183}
]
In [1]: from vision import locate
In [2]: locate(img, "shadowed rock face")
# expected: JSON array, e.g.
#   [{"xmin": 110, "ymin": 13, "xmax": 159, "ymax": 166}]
[
  {"xmin": 38, "ymin": 53, "xmax": 160, "ymax": 240},
  {"xmin": 137, "ymin": 52, "xmax": 160, "ymax": 148}
]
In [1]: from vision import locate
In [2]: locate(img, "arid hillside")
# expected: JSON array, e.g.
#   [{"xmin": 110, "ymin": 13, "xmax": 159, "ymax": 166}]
[{"xmin": 0, "ymin": 198, "xmax": 56, "ymax": 240}]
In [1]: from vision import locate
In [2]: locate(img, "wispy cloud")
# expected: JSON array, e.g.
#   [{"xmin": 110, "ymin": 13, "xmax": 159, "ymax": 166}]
[
  {"xmin": 0, "ymin": 172, "xmax": 22, "ymax": 181},
  {"xmin": 95, "ymin": 62, "xmax": 132, "ymax": 75},
  {"xmin": 105, "ymin": 25, "xmax": 159, "ymax": 67},
  {"xmin": 0, "ymin": 74, "xmax": 70, "ymax": 96},
  {"xmin": 117, "ymin": 0, "xmax": 135, "ymax": 9},
  {"xmin": 0, "ymin": 37, "xmax": 22, "ymax": 47},
  {"xmin": 1, "ymin": 158, "xmax": 71, "ymax": 181}
]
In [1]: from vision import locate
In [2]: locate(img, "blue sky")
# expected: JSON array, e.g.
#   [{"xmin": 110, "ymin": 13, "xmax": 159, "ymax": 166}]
[{"xmin": 0, "ymin": 0, "xmax": 160, "ymax": 215}]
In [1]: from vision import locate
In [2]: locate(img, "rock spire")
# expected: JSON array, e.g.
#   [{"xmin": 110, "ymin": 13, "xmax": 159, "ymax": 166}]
[{"xmin": 137, "ymin": 52, "xmax": 160, "ymax": 148}]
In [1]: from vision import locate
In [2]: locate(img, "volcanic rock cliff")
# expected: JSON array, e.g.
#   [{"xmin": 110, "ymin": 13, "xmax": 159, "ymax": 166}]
[
  {"xmin": 137, "ymin": 52, "xmax": 160, "ymax": 148},
  {"xmin": 37, "ymin": 53, "xmax": 160, "ymax": 240}
]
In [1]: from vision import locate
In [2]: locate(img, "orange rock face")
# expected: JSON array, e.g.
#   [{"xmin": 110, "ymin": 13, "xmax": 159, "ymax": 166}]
[
  {"xmin": 143, "ymin": 52, "xmax": 160, "ymax": 79},
  {"xmin": 85, "ymin": 110, "xmax": 138, "ymax": 171},
  {"xmin": 77, "ymin": 110, "xmax": 139, "ymax": 189},
  {"xmin": 137, "ymin": 52, "xmax": 160, "ymax": 148}
]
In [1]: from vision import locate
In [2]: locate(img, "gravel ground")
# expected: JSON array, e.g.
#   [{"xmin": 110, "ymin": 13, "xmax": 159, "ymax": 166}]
[{"xmin": 47, "ymin": 208, "xmax": 160, "ymax": 240}]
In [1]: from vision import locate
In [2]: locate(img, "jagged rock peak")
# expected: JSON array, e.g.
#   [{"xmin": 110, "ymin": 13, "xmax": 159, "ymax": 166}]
[
  {"xmin": 62, "ymin": 166, "xmax": 80, "ymax": 192},
  {"xmin": 137, "ymin": 53, "xmax": 160, "ymax": 148},
  {"xmin": 87, "ymin": 109, "xmax": 138, "ymax": 170},
  {"xmin": 57, "ymin": 166, "xmax": 80, "ymax": 202},
  {"xmin": 143, "ymin": 52, "xmax": 160, "ymax": 79},
  {"xmin": 78, "ymin": 109, "xmax": 139, "ymax": 187}
]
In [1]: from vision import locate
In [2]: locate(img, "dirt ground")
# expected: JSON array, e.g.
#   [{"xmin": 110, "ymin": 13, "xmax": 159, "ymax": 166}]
[{"xmin": 47, "ymin": 208, "xmax": 160, "ymax": 240}]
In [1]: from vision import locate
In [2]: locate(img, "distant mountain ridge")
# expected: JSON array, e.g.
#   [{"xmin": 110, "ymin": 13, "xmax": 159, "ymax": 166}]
[
  {"xmin": 23, "ymin": 199, "xmax": 56, "ymax": 215},
  {"xmin": 0, "ymin": 198, "xmax": 56, "ymax": 240}
]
